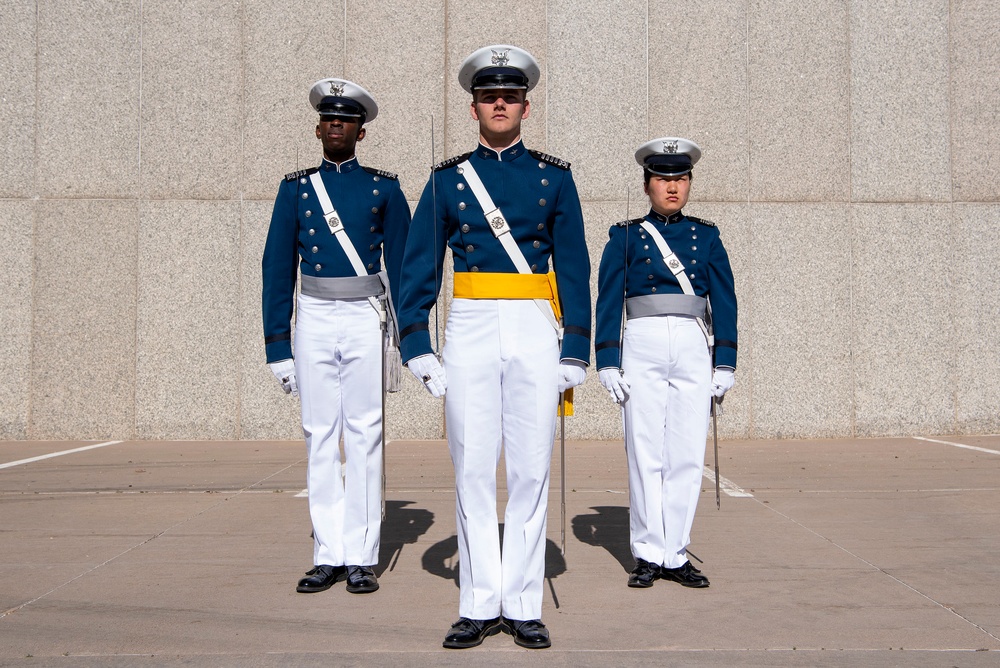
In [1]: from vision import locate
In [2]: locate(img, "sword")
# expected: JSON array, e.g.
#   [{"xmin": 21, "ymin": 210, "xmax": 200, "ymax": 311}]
[
  {"xmin": 712, "ymin": 396, "xmax": 721, "ymax": 510},
  {"xmin": 380, "ymin": 298, "xmax": 388, "ymax": 521},
  {"xmin": 621, "ymin": 187, "xmax": 629, "ymax": 355},
  {"xmin": 560, "ymin": 390, "xmax": 567, "ymax": 556},
  {"xmin": 430, "ymin": 115, "xmax": 441, "ymax": 358}
]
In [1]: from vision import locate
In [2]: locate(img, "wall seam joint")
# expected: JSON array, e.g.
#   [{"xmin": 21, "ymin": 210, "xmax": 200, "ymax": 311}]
[
  {"xmin": 27, "ymin": 0, "xmax": 41, "ymax": 439},
  {"xmin": 744, "ymin": 0, "xmax": 753, "ymax": 439},
  {"xmin": 237, "ymin": 0, "xmax": 248, "ymax": 439},
  {"xmin": 847, "ymin": 0, "xmax": 857, "ymax": 439},
  {"xmin": 948, "ymin": 0, "xmax": 958, "ymax": 432},
  {"xmin": 134, "ymin": 0, "xmax": 145, "ymax": 440}
]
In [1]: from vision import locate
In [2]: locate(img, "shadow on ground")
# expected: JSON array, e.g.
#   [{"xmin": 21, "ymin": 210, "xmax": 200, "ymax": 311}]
[
  {"xmin": 572, "ymin": 505, "xmax": 632, "ymax": 572},
  {"xmin": 376, "ymin": 500, "xmax": 434, "ymax": 577},
  {"xmin": 422, "ymin": 524, "xmax": 569, "ymax": 587}
]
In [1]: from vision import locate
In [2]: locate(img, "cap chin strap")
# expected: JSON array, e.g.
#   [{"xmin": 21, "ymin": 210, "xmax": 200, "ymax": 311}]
[
  {"xmin": 646, "ymin": 167, "xmax": 692, "ymax": 177},
  {"xmin": 472, "ymin": 70, "xmax": 528, "ymax": 89},
  {"xmin": 317, "ymin": 97, "xmax": 366, "ymax": 123}
]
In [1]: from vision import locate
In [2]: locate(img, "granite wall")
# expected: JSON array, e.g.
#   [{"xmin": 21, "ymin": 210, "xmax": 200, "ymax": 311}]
[{"xmin": 2, "ymin": 0, "xmax": 997, "ymax": 441}]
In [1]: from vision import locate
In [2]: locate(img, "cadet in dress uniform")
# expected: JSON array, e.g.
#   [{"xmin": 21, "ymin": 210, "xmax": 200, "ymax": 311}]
[
  {"xmin": 396, "ymin": 46, "xmax": 591, "ymax": 649},
  {"xmin": 261, "ymin": 78, "xmax": 410, "ymax": 595},
  {"xmin": 595, "ymin": 138, "xmax": 737, "ymax": 589}
]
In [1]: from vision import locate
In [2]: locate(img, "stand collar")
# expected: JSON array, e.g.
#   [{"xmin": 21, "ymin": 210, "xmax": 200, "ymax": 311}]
[
  {"xmin": 321, "ymin": 156, "xmax": 360, "ymax": 173},
  {"xmin": 475, "ymin": 139, "xmax": 526, "ymax": 162}
]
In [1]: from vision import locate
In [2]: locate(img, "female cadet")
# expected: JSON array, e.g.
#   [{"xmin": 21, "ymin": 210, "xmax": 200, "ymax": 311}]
[{"xmin": 594, "ymin": 137, "xmax": 737, "ymax": 589}]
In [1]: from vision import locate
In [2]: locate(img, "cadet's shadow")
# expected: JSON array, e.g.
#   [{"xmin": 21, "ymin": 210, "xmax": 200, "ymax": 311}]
[
  {"xmin": 422, "ymin": 524, "xmax": 568, "ymax": 588},
  {"xmin": 572, "ymin": 505, "xmax": 633, "ymax": 573},
  {"xmin": 375, "ymin": 500, "xmax": 434, "ymax": 577}
]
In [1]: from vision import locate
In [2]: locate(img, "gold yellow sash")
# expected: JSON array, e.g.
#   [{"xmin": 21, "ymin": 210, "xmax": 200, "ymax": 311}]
[
  {"xmin": 453, "ymin": 271, "xmax": 546, "ymax": 296},
  {"xmin": 453, "ymin": 272, "xmax": 573, "ymax": 416}
]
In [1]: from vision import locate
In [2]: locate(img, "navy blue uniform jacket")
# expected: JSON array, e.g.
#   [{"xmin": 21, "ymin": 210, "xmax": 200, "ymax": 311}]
[
  {"xmin": 261, "ymin": 158, "xmax": 411, "ymax": 363},
  {"xmin": 396, "ymin": 141, "xmax": 591, "ymax": 365},
  {"xmin": 595, "ymin": 209, "xmax": 737, "ymax": 370}
]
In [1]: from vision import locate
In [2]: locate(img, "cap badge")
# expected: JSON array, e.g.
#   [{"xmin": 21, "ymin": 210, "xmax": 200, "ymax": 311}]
[
  {"xmin": 663, "ymin": 140, "xmax": 678, "ymax": 154},
  {"xmin": 328, "ymin": 82, "xmax": 345, "ymax": 96},
  {"xmin": 491, "ymin": 49, "xmax": 510, "ymax": 66}
]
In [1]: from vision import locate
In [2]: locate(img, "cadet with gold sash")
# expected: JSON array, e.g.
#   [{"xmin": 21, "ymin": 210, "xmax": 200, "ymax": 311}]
[{"xmin": 396, "ymin": 45, "xmax": 591, "ymax": 650}]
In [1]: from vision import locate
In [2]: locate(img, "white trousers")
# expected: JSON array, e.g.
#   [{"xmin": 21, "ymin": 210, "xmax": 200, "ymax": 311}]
[
  {"xmin": 443, "ymin": 299, "xmax": 559, "ymax": 621},
  {"xmin": 295, "ymin": 293, "xmax": 382, "ymax": 567},
  {"xmin": 621, "ymin": 315, "xmax": 712, "ymax": 569}
]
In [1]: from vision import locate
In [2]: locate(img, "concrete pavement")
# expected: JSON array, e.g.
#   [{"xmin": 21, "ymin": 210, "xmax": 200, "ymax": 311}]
[{"xmin": 1, "ymin": 435, "xmax": 999, "ymax": 666}]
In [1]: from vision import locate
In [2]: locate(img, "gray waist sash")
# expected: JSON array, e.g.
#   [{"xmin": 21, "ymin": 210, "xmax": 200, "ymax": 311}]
[
  {"xmin": 300, "ymin": 273, "xmax": 384, "ymax": 300},
  {"xmin": 626, "ymin": 293, "xmax": 707, "ymax": 319}
]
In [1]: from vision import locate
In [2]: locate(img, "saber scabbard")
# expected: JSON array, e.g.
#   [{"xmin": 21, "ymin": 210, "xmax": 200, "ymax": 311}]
[
  {"xmin": 712, "ymin": 397, "xmax": 720, "ymax": 510},
  {"xmin": 380, "ymin": 308, "xmax": 388, "ymax": 522},
  {"xmin": 560, "ymin": 390, "xmax": 567, "ymax": 556}
]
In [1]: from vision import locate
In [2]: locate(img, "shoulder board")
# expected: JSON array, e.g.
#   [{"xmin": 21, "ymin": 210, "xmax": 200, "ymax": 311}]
[
  {"xmin": 284, "ymin": 167, "xmax": 318, "ymax": 182},
  {"xmin": 362, "ymin": 166, "xmax": 398, "ymax": 180},
  {"xmin": 687, "ymin": 215, "xmax": 716, "ymax": 228},
  {"xmin": 527, "ymin": 150, "xmax": 570, "ymax": 170},
  {"xmin": 434, "ymin": 152, "xmax": 473, "ymax": 172},
  {"xmin": 614, "ymin": 218, "xmax": 646, "ymax": 227}
]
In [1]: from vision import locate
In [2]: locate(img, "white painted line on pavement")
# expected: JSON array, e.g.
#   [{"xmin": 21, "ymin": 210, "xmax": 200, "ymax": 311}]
[
  {"xmin": 0, "ymin": 441, "xmax": 124, "ymax": 470},
  {"xmin": 295, "ymin": 488, "xmax": 308, "ymax": 497},
  {"xmin": 702, "ymin": 469, "xmax": 754, "ymax": 497},
  {"xmin": 913, "ymin": 436, "xmax": 1000, "ymax": 456}
]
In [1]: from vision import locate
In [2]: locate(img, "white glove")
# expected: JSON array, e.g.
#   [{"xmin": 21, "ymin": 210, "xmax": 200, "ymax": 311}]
[
  {"xmin": 268, "ymin": 359, "xmax": 298, "ymax": 397},
  {"xmin": 557, "ymin": 361, "xmax": 587, "ymax": 393},
  {"xmin": 711, "ymin": 367, "xmax": 735, "ymax": 399},
  {"xmin": 598, "ymin": 368, "xmax": 630, "ymax": 404},
  {"xmin": 408, "ymin": 354, "xmax": 447, "ymax": 398}
]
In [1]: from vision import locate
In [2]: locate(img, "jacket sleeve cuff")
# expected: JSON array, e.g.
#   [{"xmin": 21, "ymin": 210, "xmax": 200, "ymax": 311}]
[
  {"xmin": 265, "ymin": 339, "xmax": 293, "ymax": 364},
  {"xmin": 400, "ymin": 328, "xmax": 433, "ymax": 365},
  {"xmin": 560, "ymin": 331, "xmax": 591, "ymax": 366},
  {"xmin": 595, "ymin": 345, "xmax": 621, "ymax": 370},
  {"xmin": 713, "ymin": 346, "xmax": 737, "ymax": 369}
]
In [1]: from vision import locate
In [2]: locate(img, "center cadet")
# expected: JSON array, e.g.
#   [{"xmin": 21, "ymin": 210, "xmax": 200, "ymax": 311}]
[{"xmin": 396, "ymin": 45, "xmax": 591, "ymax": 650}]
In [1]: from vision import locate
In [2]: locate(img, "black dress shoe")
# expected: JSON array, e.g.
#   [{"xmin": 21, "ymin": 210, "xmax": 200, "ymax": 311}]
[
  {"xmin": 442, "ymin": 617, "xmax": 502, "ymax": 649},
  {"xmin": 627, "ymin": 558, "xmax": 660, "ymax": 588},
  {"xmin": 502, "ymin": 617, "xmax": 551, "ymax": 649},
  {"xmin": 295, "ymin": 565, "xmax": 347, "ymax": 593},
  {"xmin": 345, "ymin": 565, "xmax": 379, "ymax": 594},
  {"xmin": 659, "ymin": 561, "xmax": 710, "ymax": 588}
]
